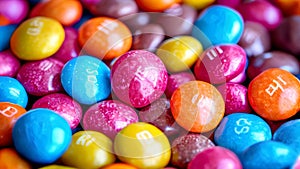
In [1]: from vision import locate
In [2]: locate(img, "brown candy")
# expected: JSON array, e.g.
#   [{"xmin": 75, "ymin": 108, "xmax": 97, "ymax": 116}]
[
  {"xmin": 92, "ymin": 0, "xmax": 138, "ymax": 18},
  {"xmin": 247, "ymin": 51, "xmax": 300, "ymax": 79}
]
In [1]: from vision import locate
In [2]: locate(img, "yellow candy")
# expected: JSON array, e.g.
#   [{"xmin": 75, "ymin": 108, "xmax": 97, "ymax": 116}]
[
  {"xmin": 60, "ymin": 131, "xmax": 116, "ymax": 169},
  {"xmin": 39, "ymin": 165, "xmax": 76, "ymax": 169},
  {"xmin": 114, "ymin": 122, "xmax": 171, "ymax": 169},
  {"xmin": 183, "ymin": 0, "xmax": 215, "ymax": 9},
  {"xmin": 156, "ymin": 36, "xmax": 203, "ymax": 73},
  {"xmin": 10, "ymin": 16, "xmax": 65, "ymax": 61}
]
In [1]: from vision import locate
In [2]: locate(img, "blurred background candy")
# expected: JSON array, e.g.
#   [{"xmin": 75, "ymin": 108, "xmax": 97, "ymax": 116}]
[
  {"xmin": 0, "ymin": 0, "xmax": 29, "ymax": 24},
  {"xmin": 0, "ymin": 50, "xmax": 20, "ymax": 77}
]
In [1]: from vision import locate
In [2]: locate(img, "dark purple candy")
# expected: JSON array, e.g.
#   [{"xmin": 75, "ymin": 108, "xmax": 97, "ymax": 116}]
[
  {"xmin": 216, "ymin": 0, "xmax": 241, "ymax": 8},
  {"xmin": 247, "ymin": 51, "xmax": 300, "ymax": 79},
  {"xmin": 171, "ymin": 133, "xmax": 215, "ymax": 169},
  {"xmin": 0, "ymin": 50, "xmax": 20, "ymax": 77},
  {"xmin": 238, "ymin": 21, "xmax": 271, "ymax": 57},
  {"xmin": 83, "ymin": 100, "xmax": 138, "ymax": 139},
  {"xmin": 132, "ymin": 24, "xmax": 165, "ymax": 52},
  {"xmin": 92, "ymin": 0, "xmax": 138, "ymax": 18},
  {"xmin": 165, "ymin": 72, "xmax": 195, "ymax": 98},
  {"xmin": 16, "ymin": 58, "xmax": 64, "ymax": 96}
]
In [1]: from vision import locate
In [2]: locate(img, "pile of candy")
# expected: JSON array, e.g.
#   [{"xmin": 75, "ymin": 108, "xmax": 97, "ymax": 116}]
[{"xmin": 0, "ymin": 0, "xmax": 300, "ymax": 168}]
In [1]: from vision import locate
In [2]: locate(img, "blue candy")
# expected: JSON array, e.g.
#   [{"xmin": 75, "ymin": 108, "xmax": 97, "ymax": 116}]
[
  {"xmin": 0, "ymin": 24, "xmax": 18, "ymax": 51},
  {"xmin": 192, "ymin": 5, "xmax": 244, "ymax": 49},
  {"xmin": 61, "ymin": 55, "xmax": 111, "ymax": 105},
  {"xmin": 273, "ymin": 119, "xmax": 300, "ymax": 156},
  {"xmin": 240, "ymin": 140, "xmax": 298, "ymax": 169},
  {"xmin": 0, "ymin": 76, "xmax": 28, "ymax": 108},
  {"xmin": 12, "ymin": 108, "xmax": 72, "ymax": 164},
  {"xmin": 214, "ymin": 113, "xmax": 272, "ymax": 156}
]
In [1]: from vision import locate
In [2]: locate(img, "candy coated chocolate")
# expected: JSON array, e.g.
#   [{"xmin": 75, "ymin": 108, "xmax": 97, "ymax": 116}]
[
  {"xmin": 83, "ymin": 100, "xmax": 138, "ymax": 139},
  {"xmin": 240, "ymin": 141, "xmax": 298, "ymax": 169},
  {"xmin": 216, "ymin": 0, "xmax": 241, "ymax": 8},
  {"xmin": 238, "ymin": 21, "xmax": 271, "ymax": 57},
  {"xmin": 194, "ymin": 44, "xmax": 247, "ymax": 84},
  {"xmin": 0, "ymin": 0, "xmax": 29, "ymax": 24},
  {"xmin": 0, "ymin": 148, "xmax": 31, "ymax": 169},
  {"xmin": 171, "ymin": 133, "xmax": 215, "ymax": 168},
  {"xmin": 92, "ymin": 0, "xmax": 138, "ymax": 18},
  {"xmin": 32, "ymin": 93, "xmax": 82, "ymax": 129},
  {"xmin": 17, "ymin": 58, "xmax": 64, "ymax": 96},
  {"xmin": 192, "ymin": 5, "xmax": 244, "ymax": 49},
  {"xmin": 165, "ymin": 72, "xmax": 195, "ymax": 98},
  {"xmin": 111, "ymin": 50, "xmax": 168, "ymax": 108},
  {"xmin": 183, "ymin": 0, "xmax": 215, "ymax": 9},
  {"xmin": 120, "ymin": 13, "xmax": 151, "ymax": 32},
  {"xmin": 273, "ymin": 119, "xmax": 300, "ymax": 155},
  {"xmin": 247, "ymin": 51, "xmax": 300, "ymax": 79},
  {"xmin": 228, "ymin": 68, "xmax": 247, "ymax": 83},
  {"xmin": 12, "ymin": 108, "xmax": 72, "ymax": 164},
  {"xmin": 135, "ymin": 0, "xmax": 179, "ymax": 12},
  {"xmin": 0, "ymin": 76, "xmax": 28, "ymax": 108},
  {"xmin": 214, "ymin": 113, "xmax": 272, "ymax": 156},
  {"xmin": 273, "ymin": 0, "xmax": 300, "ymax": 16},
  {"xmin": 0, "ymin": 50, "xmax": 20, "ymax": 77},
  {"xmin": 188, "ymin": 146, "xmax": 242, "ymax": 169},
  {"xmin": 0, "ymin": 24, "xmax": 18, "ymax": 51}
]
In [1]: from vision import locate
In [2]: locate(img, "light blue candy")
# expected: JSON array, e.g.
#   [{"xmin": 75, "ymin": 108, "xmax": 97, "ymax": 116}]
[
  {"xmin": 214, "ymin": 113, "xmax": 272, "ymax": 157},
  {"xmin": 273, "ymin": 119, "xmax": 300, "ymax": 156},
  {"xmin": 240, "ymin": 140, "xmax": 298, "ymax": 169},
  {"xmin": 0, "ymin": 24, "xmax": 18, "ymax": 51},
  {"xmin": 61, "ymin": 55, "xmax": 111, "ymax": 105},
  {"xmin": 192, "ymin": 5, "xmax": 244, "ymax": 49},
  {"xmin": 0, "ymin": 76, "xmax": 28, "ymax": 108},
  {"xmin": 12, "ymin": 108, "xmax": 72, "ymax": 164}
]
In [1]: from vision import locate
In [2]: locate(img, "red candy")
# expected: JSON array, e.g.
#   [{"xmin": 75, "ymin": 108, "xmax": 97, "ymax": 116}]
[
  {"xmin": 0, "ymin": 50, "xmax": 20, "ymax": 77},
  {"xmin": 32, "ymin": 93, "xmax": 82, "ymax": 129},
  {"xmin": 16, "ymin": 58, "xmax": 64, "ymax": 96}
]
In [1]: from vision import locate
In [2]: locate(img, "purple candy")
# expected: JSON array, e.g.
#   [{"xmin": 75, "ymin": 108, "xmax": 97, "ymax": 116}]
[
  {"xmin": 83, "ymin": 100, "xmax": 138, "ymax": 139},
  {"xmin": 111, "ymin": 50, "xmax": 168, "ymax": 108},
  {"xmin": 216, "ymin": 0, "xmax": 241, "ymax": 8},
  {"xmin": 52, "ymin": 27, "xmax": 80, "ymax": 63},
  {"xmin": 0, "ymin": 0, "xmax": 29, "ymax": 24},
  {"xmin": 165, "ymin": 72, "xmax": 195, "ymax": 98},
  {"xmin": 16, "ymin": 58, "xmax": 64, "ymax": 96},
  {"xmin": 32, "ymin": 93, "xmax": 82, "ymax": 129},
  {"xmin": 194, "ymin": 44, "xmax": 247, "ymax": 84},
  {"xmin": 217, "ymin": 83, "xmax": 252, "ymax": 115},
  {"xmin": 0, "ymin": 50, "xmax": 20, "ymax": 77}
]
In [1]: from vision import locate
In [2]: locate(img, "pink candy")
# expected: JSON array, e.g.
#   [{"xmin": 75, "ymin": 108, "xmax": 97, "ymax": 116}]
[
  {"xmin": 165, "ymin": 72, "xmax": 195, "ymax": 98},
  {"xmin": 0, "ymin": 50, "xmax": 20, "ymax": 77},
  {"xmin": 0, "ymin": 0, "xmax": 29, "ymax": 24}
]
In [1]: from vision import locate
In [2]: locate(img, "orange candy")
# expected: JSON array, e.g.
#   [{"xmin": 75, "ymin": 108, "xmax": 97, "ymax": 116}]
[
  {"xmin": 135, "ymin": 0, "xmax": 181, "ymax": 12},
  {"xmin": 0, "ymin": 15, "xmax": 10, "ymax": 26},
  {"xmin": 102, "ymin": 163, "xmax": 138, "ymax": 169},
  {"xmin": 30, "ymin": 0, "xmax": 83, "ymax": 26},
  {"xmin": 78, "ymin": 17, "xmax": 132, "ymax": 60},
  {"xmin": 0, "ymin": 102, "xmax": 26, "ymax": 147},
  {"xmin": 248, "ymin": 68, "xmax": 300, "ymax": 121},
  {"xmin": 0, "ymin": 148, "xmax": 31, "ymax": 169},
  {"xmin": 170, "ymin": 81, "xmax": 225, "ymax": 133},
  {"xmin": 273, "ymin": 0, "xmax": 300, "ymax": 16}
]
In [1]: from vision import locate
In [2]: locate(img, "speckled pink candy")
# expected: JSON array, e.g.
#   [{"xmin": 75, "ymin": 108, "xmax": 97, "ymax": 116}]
[
  {"xmin": 165, "ymin": 72, "xmax": 195, "ymax": 98},
  {"xmin": 16, "ymin": 58, "xmax": 64, "ymax": 96},
  {"xmin": 111, "ymin": 50, "xmax": 168, "ymax": 108},
  {"xmin": 32, "ymin": 93, "xmax": 82, "ymax": 129},
  {"xmin": 0, "ymin": 50, "xmax": 20, "ymax": 77},
  {"xmin": 83, "ymin": 100, "xmax": 138, "ymax": 139}
]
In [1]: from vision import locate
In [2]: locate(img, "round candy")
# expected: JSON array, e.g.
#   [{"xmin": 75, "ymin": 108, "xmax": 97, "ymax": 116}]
[
  {"xmin": 32, "ymin": 93, "xmax": 82, "ymax": 129},
  {"xmin": 171, "ymin": 133, "xmax": 215, "ymax": 168},
  {"xmin": 30, "ymin": 0, "xmax": 83, "ymax": 26},
  {"xmin": 273, "ymin": 119, "xmax": 300, "ymax": 155},
  {"xmin": 0, "ymin": 148, "xmax": 31, "ymax": 169},
  {"xmin": 78, "ymin": 17, "xmax": 132, "ymax": 60},
  {"xmin": 102, "ymin": 163, "xmax": 138, "ymax": 169},
  {"xmin": 0, "ymin": 102, "xmax": 26, "ymax": 147},
  {"xmin": 135, "ymin": 0, "xmax": 180, "ymax": 12},
  {"xmin": 0, "ymin": 0, "xmax": 29, "ymax": 24},
  {"xmin": 39, "ymin": 165, "xmax": 76, "ymax": 169},
  {"xmin": 216, "ymin": 0, "xmax": 241, "ymax": 8},
  {"xmin": 192, "ymin": 5, "xmax": 244, "ymax": 49},
  {"xmin": 0, "ymin": 24, "xmax": 18, "ymax": 51},
  {"xmin": 83, "ymin": 100, "xmax": 138, "ymax": 139},
  {"xmin": 10, "ymin": 16, "xmax": 65, "ymax": 61},
  {"xmin": 183, "ymin": 0, "xmax": 215, "ymax": 9},
  {"xmin": 217, "ymin": 83, "xmax": 252, "ymax": 115},
  {"xmin": 0, "ymin": 76, "xmax": 28, "ymax": 108},
  {"xmin": 228, "ymin": 67, "xmax": 247, "ymax": 83},
  {"xmin": 194, "ymin": 44, "xmax": 247, "ymax": 84},
  {"xmin": 12, "ymin": 108, "xmax": 72, "ymax": 164},
  {"xmin": 0, "ymin": 50, "xmax": 20, "ymax": 77},
  {"xmin": 157, "ymin": 36, "xmax": 203, "ymax": 72},
  {"xmin": 188, "ymin": 146, "xmax": 242, "ymax": 169},
  {"xmin": 170, "ymin": 81, "xmax": 225, "ymax": 133},
  {"xmin": 111, "ymin": 50, "xmax": 168, "ymax": 108},
  {"xmin": 274, "ymin": 0, "xmax": 300, "ymax": 16},
  {"xmin": 214, "ymin": 113, "xmax": 272, "ymax": 156},
  {"xmin": 240, "ymin": 140, "xmax": 298, "ymax": 169},
  {"xmin": 165, "ymin": 72, "xmax": 195, "ymax": 98},
  {"xmin": 61, "ymin": 55, "xmax": 111, "ymax": 105},
  {"xmin": 114, "ymin": 122, "xmax": 171, "ymax": 169},
  {"xmin": 60, "ymin": 130, "xmax": 116, "ymax": 168},
  {"xmin": 248, "ymin": 68, "xmax": 300, "ymax": 121},
  {"xmin": 0, "ymin": 15, "xmax": 10, "ymax": 26},
  {"xmin": 17, "ymin": 58, "xmax": 64, "ymax": 96},
  {"xmin": 120, "ymin": 12, "xmax": 151, "ymax": 32}
]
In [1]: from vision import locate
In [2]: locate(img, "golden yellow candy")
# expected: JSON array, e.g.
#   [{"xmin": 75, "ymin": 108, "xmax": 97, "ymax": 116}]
[
  {"xmin": 10, "ymin": 16, "xmax": 65, "ymax": 61},
  {"xmin": 183, "ymin": 0, "xmax": 215, "ymax": 9},
  {"xmin": 39, "ymin": 165, "xmax": 76, "ymax": 169},
  {"xmin": 60, "ymin": 131, "xmax": 116, "ymax": 169},
  {"xmin": 156, "ymin": 36, "xmax": 203, "ymax": 73},
  {"xmin": 114, "ymin": 122, "xmax": 171, "ymax": 169}
]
